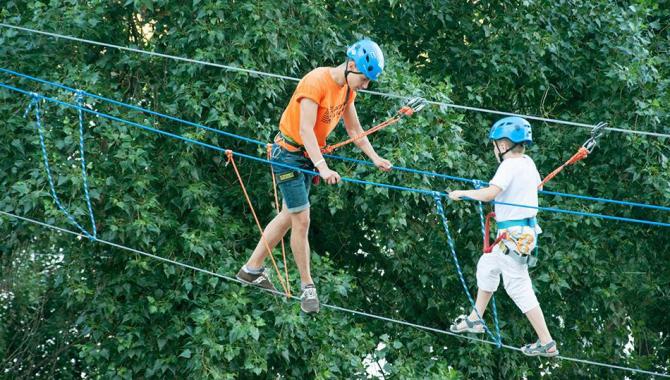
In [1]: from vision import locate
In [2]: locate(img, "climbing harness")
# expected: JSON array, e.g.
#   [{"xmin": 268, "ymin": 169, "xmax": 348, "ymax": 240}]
[{"xmin": 482, "ymin": 212, "xmax": 539, "ymax": 267}]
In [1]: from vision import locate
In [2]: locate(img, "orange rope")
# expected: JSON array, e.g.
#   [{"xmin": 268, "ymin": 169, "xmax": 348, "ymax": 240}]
[
  {"xmin": 321, "ymin": 115, "xmax": 403, "ymax": 154},
  {"xmin": 226, "ymin": 150, "xmax": 291, "ymax": 297},
  {"xmin": 482, "ymin": 212, "xmax": 508, "ymax": 253},
  {"xmin": 538, "ymin": 146, "xmax": 589, "ymax": 189},
  {"xmin": 266, "ymin": 144, "xmax": 290, "ymax": 292}
]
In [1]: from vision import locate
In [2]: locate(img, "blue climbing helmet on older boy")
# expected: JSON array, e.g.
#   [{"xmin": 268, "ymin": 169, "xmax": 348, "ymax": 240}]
[
  {"xmin": 346, "ymin": 39, "xmax": 385, "ymax": 81},
  {"xmin": 489, "ymin": 116, "xmax": 533, "ymax": 145}
]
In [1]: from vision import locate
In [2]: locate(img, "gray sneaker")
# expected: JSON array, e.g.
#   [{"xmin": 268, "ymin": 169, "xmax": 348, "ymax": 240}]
[
  {"xmin": 236, "ymin": 267, "xmax": 277, "ymax": 292},
  {"xmin": 300, "ymin": 285, "xmax": 319, "ymax": 313}
]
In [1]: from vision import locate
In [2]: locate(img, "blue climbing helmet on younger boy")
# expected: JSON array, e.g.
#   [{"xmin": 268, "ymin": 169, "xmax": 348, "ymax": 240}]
[
  {"xmin": 489, "ymin": 116, "xmax": 533, "ymax": 145},
  {"xmin": 346, "ymin": 39, "xmax": 385, "ymax": 81}
]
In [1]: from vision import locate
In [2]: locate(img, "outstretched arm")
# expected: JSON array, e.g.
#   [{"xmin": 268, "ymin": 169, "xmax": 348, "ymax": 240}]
[
  {"xmin": 449, "ymin": 185, "xmax": 502, "ymax": 202},
  {"xmin": 299, "ymin": 98, "xmax": 341, "ymax": 184},
  {"xmin": 342, "ymin": 102, "xmax": 392, "ymax": 171}
]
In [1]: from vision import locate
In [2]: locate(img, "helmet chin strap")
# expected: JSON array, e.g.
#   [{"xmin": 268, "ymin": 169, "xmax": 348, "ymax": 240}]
[
  {"xmin": 493, "ymin": 140, "xmax": 518, "ymax": 162},
  {"xmin": 342, "ymin": 58, "xmax": 353, "ymax": 105}
]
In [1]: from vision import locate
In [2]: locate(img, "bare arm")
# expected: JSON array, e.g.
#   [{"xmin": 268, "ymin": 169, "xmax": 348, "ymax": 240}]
[
  {"xmin": 299, "ymin": 98, "xmax": 324, "ymax": 163},
  {"xmin": 298, "ymin": 98, "xmax": 340, "ymax": 184},
  {"xmin": 342, "ymin": 102, "xmax": 392, "ymax": 171},
  {"xmin": 342, "ymin": 102, "xmax": 380, "ymax": 160},
  {"xmin": 449, "ymin": 185, "xmax": 502, "ymax": 202}
]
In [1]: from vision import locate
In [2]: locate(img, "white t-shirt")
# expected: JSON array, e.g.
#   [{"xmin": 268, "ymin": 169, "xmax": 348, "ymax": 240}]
[{"xmin": 489, "ymin": 155, "xmax": 541, "ymax": 222}]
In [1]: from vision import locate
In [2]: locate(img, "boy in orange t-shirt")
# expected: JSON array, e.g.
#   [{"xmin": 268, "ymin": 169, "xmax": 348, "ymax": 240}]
[{"xmin": 236, "ymin": 39, "xmax": 392, "ymax": 313}]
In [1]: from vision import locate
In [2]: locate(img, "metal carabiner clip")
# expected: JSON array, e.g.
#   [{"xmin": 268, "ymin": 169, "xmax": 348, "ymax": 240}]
[
  {"xmin": 398, "ymin": 97, "xmax": 428, "ymax": 116},
  {"xmin": 582, "ymin": 121, "xmax": 608, "ymax": 153}
]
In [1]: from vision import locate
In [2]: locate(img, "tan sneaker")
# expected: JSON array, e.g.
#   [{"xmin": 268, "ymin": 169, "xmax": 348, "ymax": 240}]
[
  {"xmin": 236, "ymin": 267, "xmax": 277, "ymax": 292},
  {"xmin": 300, "ymin": 285, "xmax": 319, "ymax": 314},
  {"xmin": 450, "ymin": 315, "xmax": 485, "ymax": 334}
]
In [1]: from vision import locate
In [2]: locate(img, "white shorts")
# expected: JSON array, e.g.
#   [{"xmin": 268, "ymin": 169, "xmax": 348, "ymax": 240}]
[{"xmin": 476, "ymin": 227, "xmax": 539, "ymax": 313}]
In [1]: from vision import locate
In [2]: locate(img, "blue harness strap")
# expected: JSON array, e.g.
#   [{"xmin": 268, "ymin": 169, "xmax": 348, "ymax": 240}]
[{"xmin": 496, "ymin": 216, "xmax": 536, "ymax": 230}]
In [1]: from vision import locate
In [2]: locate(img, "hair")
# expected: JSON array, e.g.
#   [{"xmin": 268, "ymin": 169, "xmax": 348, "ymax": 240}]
[{"xmin": 496, "ymin": 138, "xmax": 526, "ymax": 153}]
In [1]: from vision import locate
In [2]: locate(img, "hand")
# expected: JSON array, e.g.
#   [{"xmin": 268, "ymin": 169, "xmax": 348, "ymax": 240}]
[
  {"xmin": 319, "ymin": 167, "xmax": 341, "ymax": 185},
  {"xmin": 448, "ymin": 190, "xmax": 465, "ymax": 201},
  {"xmin": 373, "ymin": 157, "xmax": 393, "ymax": 172}
]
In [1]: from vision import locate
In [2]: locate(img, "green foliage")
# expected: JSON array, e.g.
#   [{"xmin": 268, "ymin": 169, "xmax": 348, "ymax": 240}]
[{"xmin": 1, "ymin": 0, "xmax": 669, "ymax": 379}]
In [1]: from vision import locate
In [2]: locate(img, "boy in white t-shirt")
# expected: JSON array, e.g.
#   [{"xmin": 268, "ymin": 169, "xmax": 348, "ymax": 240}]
[{"xmin": 447, "ymin": 117, "xmax": 558, "ymax": 357}]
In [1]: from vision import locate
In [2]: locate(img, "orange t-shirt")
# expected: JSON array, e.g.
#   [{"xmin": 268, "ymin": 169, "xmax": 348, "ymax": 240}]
[{"xmin": 279, "ymin": 67, "xmax": 356, "ymax": 148}]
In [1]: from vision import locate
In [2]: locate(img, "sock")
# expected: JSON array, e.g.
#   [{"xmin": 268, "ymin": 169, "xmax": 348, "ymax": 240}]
[
  {"xmin": 243, "ymin": 265, "xmax": 263, "ymax": 275},
  {"xmin": 301, "ymin": 282, "xmax": 314, "ymax": 291}
]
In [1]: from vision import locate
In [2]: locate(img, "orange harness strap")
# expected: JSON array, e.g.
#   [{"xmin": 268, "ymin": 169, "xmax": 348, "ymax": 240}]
[
  {"xmin": 483, "ymin": 212, "xmax": 507, "ymax": 253},
  {"xmin": 322, "ymin": 114, "xmax": 404, "ymax": 154},
  {"xmin": 538, "ymin": 146, "xmax": 589, "ymax": 188},
  {"xmin": 538, "ymin": 122, "xmax": 607, "ymax": 188},
  {"xmin": 226, "ymin": 150, "xmax": 291, "ymax": 297},
  {"xmin": 322, "ymin": 101, "xmax": 423, "ymax": 154}
]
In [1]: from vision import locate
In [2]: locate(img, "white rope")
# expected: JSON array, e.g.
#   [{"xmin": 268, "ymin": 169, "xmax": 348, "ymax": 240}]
[
  {"xmin": 1, "ymin": 23, "xmax": 669, "ymax": 139},
  {"xmin": 2, "ymin": 209, "xmax": 668, "ymax": 378}
]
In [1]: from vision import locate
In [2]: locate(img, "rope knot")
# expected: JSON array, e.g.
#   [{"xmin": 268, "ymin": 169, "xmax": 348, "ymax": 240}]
[
  {"xmin": 225, "ymin": 150, "xmax": 233, "ymax": 166},
  {"xmin": 23, "ymin": 93, "xmax": 41, "ymax": 118}
]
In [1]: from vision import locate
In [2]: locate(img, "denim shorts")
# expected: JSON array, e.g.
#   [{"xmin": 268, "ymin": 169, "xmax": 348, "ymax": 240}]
[{"xmin": 270, "ymin": 143, "xmax": 315, "ymax": 213}]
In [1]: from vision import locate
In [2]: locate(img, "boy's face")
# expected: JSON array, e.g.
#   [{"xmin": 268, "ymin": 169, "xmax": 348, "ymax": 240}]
[
  {"xmin": 492, "ymin": 140, "xmax": 509, "ymax": 163},
  {"xmin": 492, "ymin": 141, "xmax": 500, "ymax": 162},
  {"xmin": 346, "ymin": 61, "xmax": 372, "ymax": 91}
]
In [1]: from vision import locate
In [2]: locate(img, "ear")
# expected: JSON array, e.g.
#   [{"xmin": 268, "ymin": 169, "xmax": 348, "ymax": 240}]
[{"xmin": 347, "ymin": 60, "xmax": 357, "ymax": 71}]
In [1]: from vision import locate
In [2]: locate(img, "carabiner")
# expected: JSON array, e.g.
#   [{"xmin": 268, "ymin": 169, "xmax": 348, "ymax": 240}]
[
  {"xmin": 582, "ymin": 122, "xmax": 607, "ymax": 153},
  {"xmin": 398, "ymin": 97, "xmax": 428, "ymax": 116}
]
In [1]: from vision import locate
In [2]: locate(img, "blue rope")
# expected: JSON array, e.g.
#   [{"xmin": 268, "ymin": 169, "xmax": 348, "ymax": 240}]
[
  {"xmin": 76, "ymin": 91, "xmax": 97, "ymax": 238},
  {"xmin": 325, "ymin": 153, "xmax": 670, "ymax": 213},
  {"xmin": 2, "ymin": 81, "xmax": 669, "ymax": 228},
  {"xmin": 29, "ymin": 95, "xmax": 95, "ymax": 239},
  {"xmin": 2, "ymin": 68, "xmax": 669, "ymax": 214},
  {"xmin": 472, "ymin": 180, "xmax": 487, "ymax": 235},
  {"xmin": 488, "ymin": 199, "xmax": 670, "ymax": 228},
  {"xmin": 472, "ymin": 180, "xmax": 502, "ymax": 344},
  {"xmin": 1, "ymin": 82, "xmax": 437, "ymax": 197},
  {"xmin": 0, "ymin": 68, "xmax": 266, "ymax": 145},
  {"xmin": 433, "ymin": 193, "xmax": 502, "ymax": 347}
]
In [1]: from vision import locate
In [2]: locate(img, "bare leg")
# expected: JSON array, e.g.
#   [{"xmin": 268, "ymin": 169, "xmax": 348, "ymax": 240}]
[
  {"xmin": 468, "ymin": 289, "xmax": 494, "ymax": 320},
  {"xmin": 246, "ymin": 208, "xmax": 292, "ymax": 268},
  {"xmin": 525, "ymin": 305, "xmax": 557, "ymax": 352},
  {"xmin": 289, "ymin": 208, "xmax": 313, "ymax": 285}
]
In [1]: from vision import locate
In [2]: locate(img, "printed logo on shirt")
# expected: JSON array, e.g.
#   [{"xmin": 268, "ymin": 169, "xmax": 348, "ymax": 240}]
[{"xmin": 320, "ymin": 103, "xmax": 347, "ymax": 125}]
